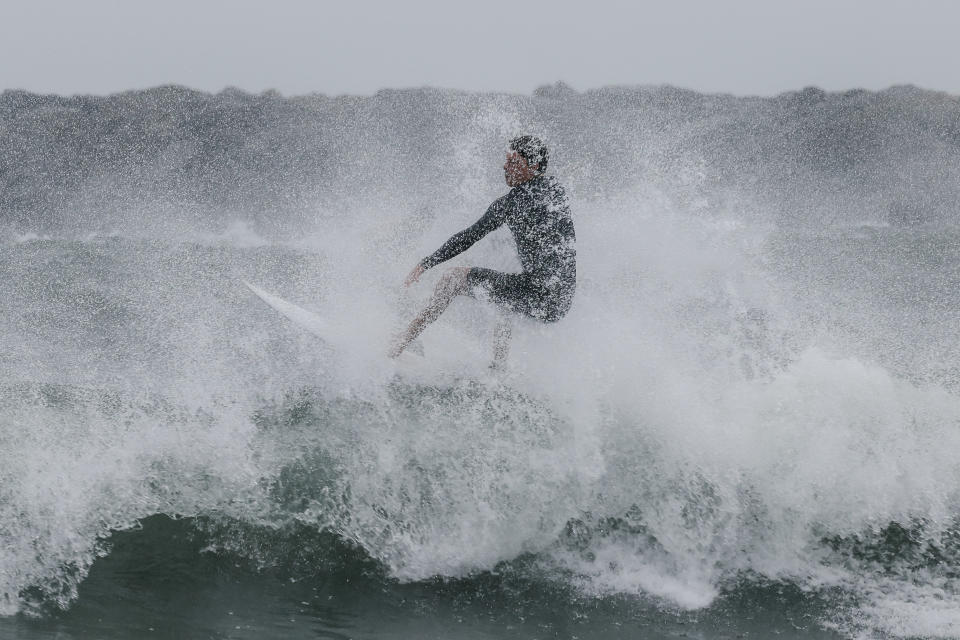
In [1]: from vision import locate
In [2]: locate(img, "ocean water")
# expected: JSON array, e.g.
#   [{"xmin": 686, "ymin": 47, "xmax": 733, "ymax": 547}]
[{"xmin": 2, "ymin": 86, "xmax": 960, "ymax": 639}]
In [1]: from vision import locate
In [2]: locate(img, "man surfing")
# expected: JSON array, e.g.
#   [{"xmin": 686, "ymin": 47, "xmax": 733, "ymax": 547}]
[{"xmin": 389, "ymin": 135, "xmax": 576, "ymax": 366}]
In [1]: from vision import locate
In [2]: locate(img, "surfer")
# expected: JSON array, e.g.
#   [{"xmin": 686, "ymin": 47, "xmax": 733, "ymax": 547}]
[{"xmin": 389, "ymin": 135, "xmax": 576, "ymax": 366}]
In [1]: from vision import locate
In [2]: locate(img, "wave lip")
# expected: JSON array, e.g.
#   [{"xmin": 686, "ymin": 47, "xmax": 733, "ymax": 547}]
[{"xmin": 6, "ymin": 355, "xmax": 958, "ymax": 639}]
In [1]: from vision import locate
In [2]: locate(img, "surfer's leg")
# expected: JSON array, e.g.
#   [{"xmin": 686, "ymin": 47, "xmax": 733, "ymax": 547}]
[
  {"xmin": 491, "ymin": 312, "xmax": 512, "ymax": 370},
  {"xmin": 390, "ymin": 266, "xmax": 470, "ymax": 357}
]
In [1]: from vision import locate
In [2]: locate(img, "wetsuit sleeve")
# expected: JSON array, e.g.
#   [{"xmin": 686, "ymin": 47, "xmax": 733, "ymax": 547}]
[{"xmin": 420, "ymin": 196, "xmax": 511, "ymax": 269}]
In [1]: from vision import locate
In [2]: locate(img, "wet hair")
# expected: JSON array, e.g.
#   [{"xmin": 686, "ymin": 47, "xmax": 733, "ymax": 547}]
[{"xmin": 509, "ymin": 135, "xmax": 549, "ymax": 173}]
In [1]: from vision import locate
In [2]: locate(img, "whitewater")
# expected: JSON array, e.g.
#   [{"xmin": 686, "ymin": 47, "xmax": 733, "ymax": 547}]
[{"xmin": 2, "ymin": 84, "xmax": 960, "ymax": 639}]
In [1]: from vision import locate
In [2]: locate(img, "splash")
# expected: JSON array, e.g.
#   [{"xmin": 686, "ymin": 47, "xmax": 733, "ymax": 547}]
[{"xmin": 1, "ymin": 85, "xmax": 959, "ymax": 639}]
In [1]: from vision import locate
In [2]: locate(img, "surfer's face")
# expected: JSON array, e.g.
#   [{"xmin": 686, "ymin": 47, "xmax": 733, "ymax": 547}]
[{"xmin": 504, "ymin": 151, "xmax": 537, "ymax": 187}]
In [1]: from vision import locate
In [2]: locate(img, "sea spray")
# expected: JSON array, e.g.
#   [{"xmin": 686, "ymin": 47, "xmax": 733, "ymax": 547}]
[{"xmin": 2, "ymin": 86, "xmax": 960, "ymax": 639}]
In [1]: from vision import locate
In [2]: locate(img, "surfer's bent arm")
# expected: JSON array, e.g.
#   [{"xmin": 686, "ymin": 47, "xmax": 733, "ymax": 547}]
[{"xmin": 419, "ymin": 198, "xmax": 509, "ymax": 270}]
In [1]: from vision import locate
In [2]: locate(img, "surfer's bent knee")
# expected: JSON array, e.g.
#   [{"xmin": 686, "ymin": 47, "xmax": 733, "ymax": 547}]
[{"xmin": 437, "ymin": 267, "xmax": 471, "ymax": 295}]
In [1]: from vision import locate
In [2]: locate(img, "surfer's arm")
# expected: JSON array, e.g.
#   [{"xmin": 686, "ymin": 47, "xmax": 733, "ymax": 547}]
[{"xmin": 419, "ymin": 197, "xmax": 509, "ymax": 270}]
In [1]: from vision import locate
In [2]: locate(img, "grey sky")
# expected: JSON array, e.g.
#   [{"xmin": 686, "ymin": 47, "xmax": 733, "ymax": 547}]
[{"xmin": 2, "ymin": 0, "xmax": 958, "ymax": 96}]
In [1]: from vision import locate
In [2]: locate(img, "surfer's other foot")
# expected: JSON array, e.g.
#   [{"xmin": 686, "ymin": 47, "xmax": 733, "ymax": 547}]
[{"xmin": 407, "ymin": 340, "xmax": 424, "ymax": 356}]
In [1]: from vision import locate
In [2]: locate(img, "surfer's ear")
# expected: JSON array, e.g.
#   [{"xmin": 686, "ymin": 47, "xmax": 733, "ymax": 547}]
[{"xmin": 509, "ymin": 135, "xmax": 549, "ymax": 174}]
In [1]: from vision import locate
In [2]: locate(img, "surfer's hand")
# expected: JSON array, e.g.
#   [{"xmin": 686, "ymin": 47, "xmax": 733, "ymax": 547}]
[{"xmin": 404, "ymin": 264, "xmax": 425, "ymax": 287}]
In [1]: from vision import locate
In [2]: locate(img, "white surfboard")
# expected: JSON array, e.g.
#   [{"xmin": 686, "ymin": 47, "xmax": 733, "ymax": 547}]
[
  {"xmin": 243, "ymin": 280, "xmax": 331, "ymax": 340},
  {"xmin": 243, "ymin": 280, "xmax": 424, "ymax": 360}
]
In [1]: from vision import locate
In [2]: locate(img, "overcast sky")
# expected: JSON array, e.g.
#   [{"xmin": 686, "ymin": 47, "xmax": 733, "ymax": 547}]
[{"xmin": 2, "ymin": 0, "xmax": 958, "ymax": 97}]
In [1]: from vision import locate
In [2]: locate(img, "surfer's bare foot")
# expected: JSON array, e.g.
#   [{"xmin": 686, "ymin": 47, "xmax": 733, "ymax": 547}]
[
  {"xmin": 407, "ymin": 340, "xmax": 425, "ymax": 356},
  {"xmin": 388, "ymin": 336, "xmax": 424, "ymax": 358}
]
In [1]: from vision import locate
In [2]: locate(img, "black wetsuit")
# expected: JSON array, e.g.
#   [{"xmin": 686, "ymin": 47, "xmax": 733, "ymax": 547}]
[{"xmin": 420, "ymin": 175, "xmax": 576, "ymax": 322}]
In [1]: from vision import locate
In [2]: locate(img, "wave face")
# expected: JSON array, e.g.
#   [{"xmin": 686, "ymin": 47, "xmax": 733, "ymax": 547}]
[{"xmin": 2, "ymin": 85, "xmax": 960, "ymax": 639}]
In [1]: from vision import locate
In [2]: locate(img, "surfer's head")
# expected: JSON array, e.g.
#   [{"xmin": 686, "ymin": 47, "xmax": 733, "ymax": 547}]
[{"xmin": 504, "ymin": 135, "xmax": 548, "ymax": 187}]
